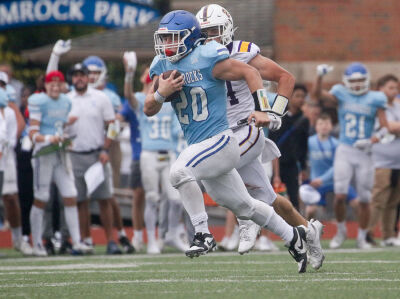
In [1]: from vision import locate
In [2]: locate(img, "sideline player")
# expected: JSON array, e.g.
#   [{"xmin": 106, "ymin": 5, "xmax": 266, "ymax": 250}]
[
  {"xmin": 28, "ymin": 71, "xmax": 91, "ymax": 256},
  {"xmin": 313, "ymin": 63, "xmax": 388, "ymax": 249},
  {"xmin": 196, "ymin": 4, "xmax": 324, "ymax": 269},
  {"xmin": 147, "ymin": 10, "xmax": 309, "ymax": 273}
]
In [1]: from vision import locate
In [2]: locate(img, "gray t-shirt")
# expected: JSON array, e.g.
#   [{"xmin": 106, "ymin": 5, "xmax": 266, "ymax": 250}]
[{"xmin": 372, "ymin": 100, "xmax": 400, "ymax": 169}]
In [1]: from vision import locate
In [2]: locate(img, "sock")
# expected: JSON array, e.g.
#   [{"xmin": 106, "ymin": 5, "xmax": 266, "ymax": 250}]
[
  {"xmin": 358, "ymin": 228, "xmax": 367, "ymax": 241},
  {"xmin": 190, "ymin": 212, "xmax": 210, "ymax": 234},
  {"xmin": 64, "ymin": 206, "xmax": 81, "ymax": 245},
  {"xmin": 11, "ymin": 226, "xmax": 22, "ymax": 247},
  {"xmin": 144, "ymin": 200, "xmax": 158, "ymax": 232},
  {"xmin": 337, "ymin": 221, "xmax": 346, "ymax": 232},
  {"xmin": 134, "ymin": 230, "xmax": 143, "ymax": 241},
  {"xmin": 118, "ymin": 229, "xmax": 126, "ymax": 238},
  {"xmin": 30, "ymin": 206, "xmax": 44, "ymax": 248},
  {"xmin": 147, "ymin": 229, "xmax": 156, "ymax": 244},
  {"xmin": 265, "ymin": 211, "xmax": 294, "ymax": 243}
]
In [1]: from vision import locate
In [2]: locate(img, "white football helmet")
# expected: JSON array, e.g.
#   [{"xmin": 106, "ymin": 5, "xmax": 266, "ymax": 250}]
[
  {"xmin": 196, "ymin": 4, "xmax": 236, "ymax": 46},
  {"xmin": 83, "ymin": 56, "xmax": 107, "ymax": 88},
  {"xmin": 342, "ymin": 62, "xmax": 370, "ymax": 95}
]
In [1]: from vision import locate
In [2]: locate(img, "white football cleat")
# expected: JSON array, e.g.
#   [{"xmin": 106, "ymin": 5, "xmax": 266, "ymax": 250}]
[
  {"xmin": 381, "ymin": 237, "xmax": 400, "ymax": 247},
  {"xmin": 132, "ymin": 235, "xmax": 144, "ymax": 252},
  {"xmin": 357, "ymin": 238, "xmax": 372, "ymax": 249},
  {"xmin": 164, "ymin": 235, "xmax": 189, "ymax": 252},
  {"xmin": 254, "ymin": 235, "xmax": 279, "ymax": 252},
  {"xmin": 238, "ymin": 220, "xmax": 260, "ymax": 255},
  {"xmin": 33, "ymin": 244, "xmax": 48, "ymax": 257},
  {"xmin": 329, "ymin": 227, "xmax": 347, "ymax": 249},
  {"xmin": 19, "ymin": 240, "xmax": 33, "ymax": 256},
  {"xmin": 306, "ymin": 219, "xmax": 325, "ymax": 270},
  {"xmin": 147, "ymin": 240, "xmax": 161, "ymax": 254},
  {"xmin": 72, "ymin": 242, "xmax": 93, "ymax": 254}
]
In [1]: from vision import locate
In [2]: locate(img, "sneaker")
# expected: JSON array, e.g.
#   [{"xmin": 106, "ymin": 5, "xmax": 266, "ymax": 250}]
[
  {"xmin": 106, "ymin": 241, "xmax": 122, "ymax": 255},
  {"xmin": 238, "ymin": 220, "xmax": 261, "ymax": 255},
  {"xmin": 132, "ymin": 235, "xmax": 144, "ymax": 252},
  {"xmin": 329, "ymin": 227, "xmax": 347, "ymax": 249},
  {"xmin": 147, "ymin": 240, "xmax": 161, "ymax": 254},
  {"xmin": 164, "ymin": 235, "xmax": 189, "ymax": 252},
  {"xmin": 254, "ymin": 235, "xmax": 279, "ymax": 252},
  {"xmin": 357, "ymin": 238, "xmax": 372, "ymax": 249},
  {"xmin": 19, "ymin": 240, "xmax": 33, "ymax": 256},
  {"xmin": 185, "ymin": 232, "xmax": 217, "ymax": 258},
  {"xmin": 72, "ymin": 242, "xmax": 93, "ymax": 255},
  {"xmin": 381, "ymin": 237, "xmax": 400, "ymax": 247},
  {"xmin": 285, "ymin": 226, "xmax": 308, "ymax": 273},
  {"xmin": 33, "ymin": 244, "xmax": 48, "ymax": 257},
  {"xmin": 44, "ymin": 238, "xmax": 56, "ymax": 255},
  {"xmin": 119, "ymin": 236, "xmax": 135, "ymax": 254},
  {"xmin": 306, "ymin": 219, "xmax": 325, "ymax": 270},
  {"xmin": 59, "ymin": 240, "xmax": 73, "ymax": 255}
]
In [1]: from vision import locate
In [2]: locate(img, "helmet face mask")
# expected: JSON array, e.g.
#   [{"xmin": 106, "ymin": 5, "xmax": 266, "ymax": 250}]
[
  {"xmin": 343, "ymin": 63, "xmax": 370, "ymax": 95},
  {"xmin": 154, "ymin": 10, "xmax": 203, "ymax": 63},
  {"xmin": 196, "ymin": 4, "xmax": 235, "ymax": 46}
]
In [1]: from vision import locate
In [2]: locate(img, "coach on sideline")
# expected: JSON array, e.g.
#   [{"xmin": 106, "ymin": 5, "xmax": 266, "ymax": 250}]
[{"xmin": 67, "ymin": 63, "xmax": 122, "ymax": 254}]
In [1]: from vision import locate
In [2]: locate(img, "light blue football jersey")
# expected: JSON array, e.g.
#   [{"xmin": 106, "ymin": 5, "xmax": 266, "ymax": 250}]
[
  {"xmin": 150, "ymin": 41, "xmax": 230, "ymax": 145},
  {"xmin": 330, "ymin": 84, "xmax": 387, "ymax": 145},
  {"xmin": 136, "ymin": 92, "xmax": 175, "ymax": 151},
  {"xmin": 28, "ymin": 92, "xmax": 71, "ymax": 135},
  {"xmin": 103, "ymin": 88, "xmax": 122, "ymax": 112}
]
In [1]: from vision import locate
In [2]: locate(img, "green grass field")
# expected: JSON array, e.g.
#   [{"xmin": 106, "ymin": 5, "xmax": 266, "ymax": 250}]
[{"xmin": 1, "ymin": 241, "xmax": 399, "ymax": 299}]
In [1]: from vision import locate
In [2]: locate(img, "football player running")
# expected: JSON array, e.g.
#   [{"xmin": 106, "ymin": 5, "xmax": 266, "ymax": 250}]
[
  {"xmin": 313, "ymin": 63, "xmax": 389, "ymax": 249},
  {"xmin": 146, "ymin": 10, "xmax": 309, "ymax": 273},
  {"xmin": 196, "ymin": 4, "xmax": 324, "ymax": 269}
]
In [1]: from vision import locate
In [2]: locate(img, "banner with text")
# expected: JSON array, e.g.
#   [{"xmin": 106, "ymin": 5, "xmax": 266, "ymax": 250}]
[{"xmin": 0, "ymin": 0, "xmax": 160, "ymax": 30}]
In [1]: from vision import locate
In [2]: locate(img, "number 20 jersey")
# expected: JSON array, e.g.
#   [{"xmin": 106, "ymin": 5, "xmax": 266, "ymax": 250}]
[
  {"xmin": 329, "ymin": 84, "xmax": 387, "ymax": 145},
  {"xmin": 150, "ymin": 41, "xmax": 229, "ymax": 145}
]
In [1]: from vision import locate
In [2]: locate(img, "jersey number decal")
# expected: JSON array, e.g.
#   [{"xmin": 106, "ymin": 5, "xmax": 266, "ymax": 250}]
[
  {"xmin": 176, "ymin": 87, "xmax": 209, "ymax": 125},
  {"xmin": 226, "ymin": 81, "xmax": 239, "ymax": 105},
  {"xmin": 344, "ymin": 114, "xmax": 365, "ymax": 139},
  {"xmin": 148, "ymin": 115, "xmax": 171, "ymax": 139}
]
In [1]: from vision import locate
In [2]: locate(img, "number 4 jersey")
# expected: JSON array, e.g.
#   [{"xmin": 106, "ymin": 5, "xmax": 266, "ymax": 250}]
[
  {"xmin": 150, "ymin": 41, "xmax": 230, "ymax": 145},
  {"xmin": 330, "ymin": 84, "xmax": 387, "ymax": 145}
]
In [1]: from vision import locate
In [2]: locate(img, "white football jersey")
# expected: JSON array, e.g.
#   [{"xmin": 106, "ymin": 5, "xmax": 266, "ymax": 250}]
[{"xmin": 226, "ymin": 40, "xmax": 260, "ymax": 127}]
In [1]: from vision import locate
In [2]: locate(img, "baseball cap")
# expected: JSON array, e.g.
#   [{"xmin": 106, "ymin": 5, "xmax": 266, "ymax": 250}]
[
  {"xmin": 45, "ymin": 71, "xmax": 65, "ymax": 83},
  {"xmin": 70, "ymin": 63, "xmax": 89, "ymax": 75}
]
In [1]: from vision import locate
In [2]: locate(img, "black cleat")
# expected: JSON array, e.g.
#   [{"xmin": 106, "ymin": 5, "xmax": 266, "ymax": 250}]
[
  {"xmin": 44, "ymin": 238, "xmax": 55, "ymax": 255},
  {"xmin": 106, "ymin": 241, "xmax": 122, "ymax": 255},
  {"xmin": 185, "ymin": 232, "xmax": 217, "ymax": 258},
  {"xmin": 286, "ymin": 226, "xmax": 308, "ymax": 273},
  {"xmin": 119, "ymin": 236, "xmax": 135, "ymax": 254},
  {"xmin": 59, "ymin": 240, "xmax": 73, "ymax": 255}
]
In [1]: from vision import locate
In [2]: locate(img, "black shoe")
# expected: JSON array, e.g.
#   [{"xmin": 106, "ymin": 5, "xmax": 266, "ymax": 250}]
[
  {"xmin": 185, "ymin": 232, "xmax": 217, "ymax": 258},
  {"xmin": 59, "ymin": 240, "xmax": 73, "ymax": 255},
  {"xmin": 44, "ymin": 238, "xmax": 55, "ymax": 255},
  {"xmin": 286, "ymin": 226, "xmax": 308, "ymax": 273},
  {"xmin": 106, "ymin": 241, "xmax": 122, "ymax": 255},
  {"xmin": 366, "ymin": 232, "xmax": 377, "ymax": 246},
  {"xmin": 119, "ymin": 236, "xmax": 135, "ymax": 254}
]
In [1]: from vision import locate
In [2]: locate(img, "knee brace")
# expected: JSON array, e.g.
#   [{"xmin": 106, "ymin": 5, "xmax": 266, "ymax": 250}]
[{"xmin": 170, "ymin": 165, "xmax": 195, "ymax": 188}]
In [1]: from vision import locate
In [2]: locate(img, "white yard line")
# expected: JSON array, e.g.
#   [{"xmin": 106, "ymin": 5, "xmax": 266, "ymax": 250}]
[{"xmin": 1, "ymin": 277, "xmax": 400, "ymax": 288}]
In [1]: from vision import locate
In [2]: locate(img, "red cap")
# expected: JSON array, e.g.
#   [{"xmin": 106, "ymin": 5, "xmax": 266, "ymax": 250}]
[
  {"xmin": 45, "ymin": 71, "xmax": 65, "ymax": 83},
  {"xmin": 145, "ymin": 74, "xmax": 152, "ymax": 84}
]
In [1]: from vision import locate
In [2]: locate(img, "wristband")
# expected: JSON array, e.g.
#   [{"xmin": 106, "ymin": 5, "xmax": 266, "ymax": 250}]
[
  {"xmin": 44, "ymin": 135, "xmax": 52, "ymax": 143},
  {"xmin": 154, "ymin": 90, "xmax": 166, "ymax": 104},
  {"xmin": 374, "ymin": 127, "xmax": 388, "ymax": 140},
  {"xmin": 252, "ymin": 89, "xmax": 271, "ymax": 112},
  {"xmin": 124, "ymin": 72, "xmax": 134, "ymax": 83},
  {"xmin": 31, "ymin": 132, "xmax": 40, "ymax": 143},
  {"xmin": 270, "ymin": 95, "xmax": 289, "ymax": 116}
]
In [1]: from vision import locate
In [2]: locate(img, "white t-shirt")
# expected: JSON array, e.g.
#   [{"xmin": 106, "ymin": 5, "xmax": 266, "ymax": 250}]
[
  {"xmin": 68, "ymin": 87, "xmax": 115, "ymax": 152},
  {"xmin": 0, "ymin": 106, "xmax": 17, "ymax": 170}
]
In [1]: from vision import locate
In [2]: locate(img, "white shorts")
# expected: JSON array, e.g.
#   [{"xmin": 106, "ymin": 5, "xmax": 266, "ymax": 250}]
[
  {"xmin": 32, "ymin": 152, "xmax": 77, "ymax": 202},
  {"xmin": 140, "ymin": 150, "xmax": 180, "ymax": 202},
  {"xmin": 234, "ymin": 125, "xmax": 276, "ymax": 205},
  {"xmin": 1, "ymin": 148, "xmax": 18, "ymax": 195},
  {"xmin": 334, "ymin": 144, "xmax": 374, "ymax": 203}
]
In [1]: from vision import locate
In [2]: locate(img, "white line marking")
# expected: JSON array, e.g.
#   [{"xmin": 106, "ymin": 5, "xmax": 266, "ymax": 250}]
[{"xmin": 0, "ymin": 263, "xmax": 139, "ymax": 271}]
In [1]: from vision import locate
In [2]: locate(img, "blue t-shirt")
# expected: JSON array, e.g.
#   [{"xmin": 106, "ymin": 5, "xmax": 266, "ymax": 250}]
[
  {"xmin": 119, "ymin": 99, "xmax": 141, "ymax": 161},
  {"xmin": 308, "ymin": 134, "xmax": 338, "ymax": 187},
  {"xmin": 330, "ymin": 84, "xmax": 387, "ymax": 145},
  {"xmin": 150, "ymin": 41, "xmax": 230, "ymax": 145},
  {"xmin": 135, "ymin": 91, "xmax": 175, "ymax": 151},
  {"xmin": 104, "ymin": 88, "xmax": 122, "ymax": 112}
]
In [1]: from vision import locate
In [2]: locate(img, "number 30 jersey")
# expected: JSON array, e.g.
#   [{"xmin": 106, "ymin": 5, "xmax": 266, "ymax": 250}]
[
  {"xmin": 225, "ymin": 40, "xmax": 260, "ymax": 128},
  {"xmin": 329, "ymin": 84, "xmax": 387, "ymax": 145},
  {"xmin": 150, "ymin": 41, "xmax": 229, "ymax": 145}
]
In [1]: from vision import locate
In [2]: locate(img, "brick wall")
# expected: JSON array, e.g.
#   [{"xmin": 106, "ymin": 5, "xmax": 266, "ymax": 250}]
[{"xmin": 275, "ymin": 0, "xmax": 400, "ymax": 62}]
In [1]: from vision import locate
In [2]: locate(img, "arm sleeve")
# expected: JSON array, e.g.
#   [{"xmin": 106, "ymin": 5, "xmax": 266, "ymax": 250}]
[
  {"xmin": 27, "ymin": 94, "xmax": 44, "ymax": 121},
  {"xmin": 46, "ymin": 53, "xmax": 60, "ymax": 73}
]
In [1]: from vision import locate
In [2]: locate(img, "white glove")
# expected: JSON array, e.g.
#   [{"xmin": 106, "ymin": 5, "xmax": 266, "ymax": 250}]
[
  {"xmin": 353, "ymin": 139, "xmax": 372, "ymax": 152},
  {"xmin": 267, "ymin": 112, "xmax": 282, "ymax": 131},
  {"xmin": 123, "ymin": 51, "xmax": 137, "ymax": 71},
  {"xmin": 316, "ymin": 64, "xmax": 334, "ymax": 77},
  {"xmin": 52, "ymin": 39, "xmax": 71, "ymax": 56}
]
